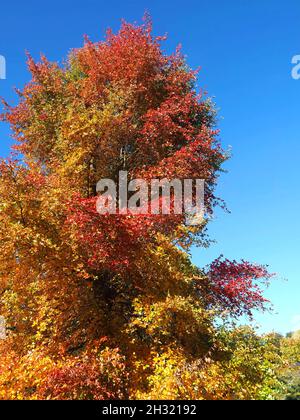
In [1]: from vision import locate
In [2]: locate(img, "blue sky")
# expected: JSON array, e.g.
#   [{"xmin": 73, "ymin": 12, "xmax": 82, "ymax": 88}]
[{"xmin": 0, "ymin": 0, "xmax": 299, "ymax": 334}]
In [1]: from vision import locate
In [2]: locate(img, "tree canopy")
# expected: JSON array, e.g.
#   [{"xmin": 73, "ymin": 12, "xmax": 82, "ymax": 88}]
[{"xmin": 0, "ymin": 18, "xmax": 284, "ymax": 400}]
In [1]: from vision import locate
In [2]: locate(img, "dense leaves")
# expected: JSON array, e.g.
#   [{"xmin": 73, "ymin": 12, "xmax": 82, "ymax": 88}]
[{"xmin": 0, "ymin": 18, "xmax": 278, "ymax": 400}]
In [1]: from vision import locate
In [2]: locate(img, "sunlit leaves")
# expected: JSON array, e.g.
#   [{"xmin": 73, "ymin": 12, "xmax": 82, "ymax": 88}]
[{"xmin": 0, "ymin": 17, "xmax": 278, "ymax": 400}]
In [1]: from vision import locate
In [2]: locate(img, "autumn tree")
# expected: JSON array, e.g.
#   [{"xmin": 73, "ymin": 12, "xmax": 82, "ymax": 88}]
[
  {"xmin": 279, "ymin": 331, "xmax": 300, "ymax": 400},
  {"xmin": 0, "ymin": 17, "xmax": 277, "ymax": 400}
]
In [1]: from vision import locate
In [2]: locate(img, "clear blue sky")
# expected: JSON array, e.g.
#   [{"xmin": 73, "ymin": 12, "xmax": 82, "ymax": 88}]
[{"xmin": 0, "ymin": 0, "xmax": 299, "ymax": 334}]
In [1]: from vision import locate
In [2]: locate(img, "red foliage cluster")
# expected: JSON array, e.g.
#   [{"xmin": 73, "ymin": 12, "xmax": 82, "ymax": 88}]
[
  {"xmin": 39, "ymin": 350, "xmax": 128, "ymax": 400},
  {"xmin": 205, "ymin": 257, "xmax": 273, "ymax": 317},
  {"xmin": 66, "ymin": 194, "xmax": 181, "ymax": 271}
]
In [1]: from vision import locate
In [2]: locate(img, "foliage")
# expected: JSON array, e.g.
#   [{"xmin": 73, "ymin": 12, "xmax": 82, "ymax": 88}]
[
  {"xmin": 0, "ymin": 17, "xmax": 279, "ymax": 400},
  {"xmin": 279, "ymin": 331, "xmax": 300, "ymax": 400}
]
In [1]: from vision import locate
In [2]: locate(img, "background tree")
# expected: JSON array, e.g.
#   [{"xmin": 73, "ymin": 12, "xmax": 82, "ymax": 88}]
[{"xmin": 279, "ymin": 331, "xmax": 300, "ymax": 400}]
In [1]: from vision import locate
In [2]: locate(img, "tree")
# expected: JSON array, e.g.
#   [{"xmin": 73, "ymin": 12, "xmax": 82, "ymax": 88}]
[
  {"xmin": 280, "ymin": 331, "xmax": 300, "ymax": 400},
  {"xmin": 0, "ymin": 17, "xmax": 275, "ymax": 400}
]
